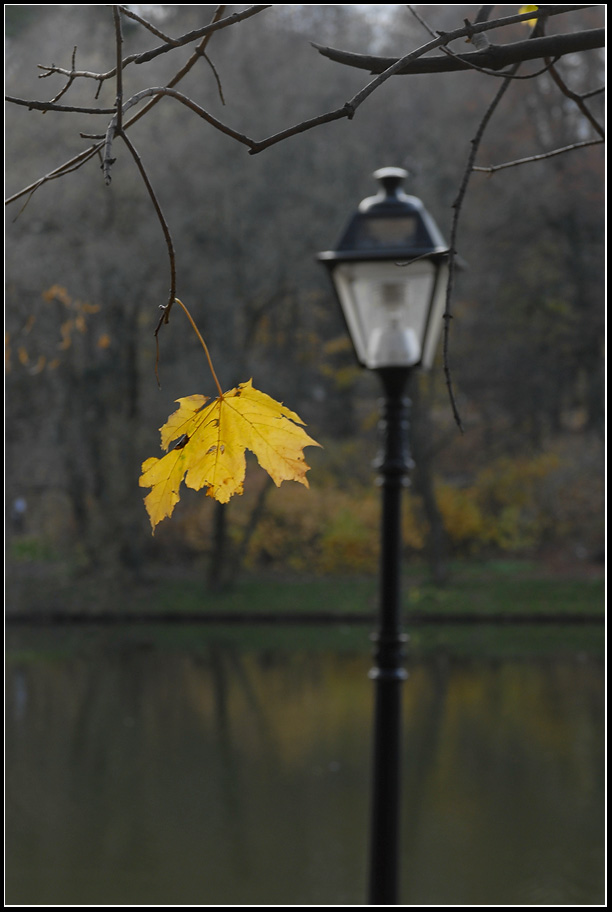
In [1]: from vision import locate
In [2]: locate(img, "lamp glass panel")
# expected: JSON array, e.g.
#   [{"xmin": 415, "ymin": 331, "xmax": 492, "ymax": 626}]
[
  {"xmin": 420, "ymin": 260, "xmax": 448, "ymax": 369},
  {"xmin": 333, "ymin": 260, "xmax": 436, "ymax": 369}
]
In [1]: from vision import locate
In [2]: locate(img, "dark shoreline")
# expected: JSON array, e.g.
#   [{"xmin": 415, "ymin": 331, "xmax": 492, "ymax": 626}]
[{"xmin": 5, "ymin": 611, "xmax": 605, "ymax": 626}]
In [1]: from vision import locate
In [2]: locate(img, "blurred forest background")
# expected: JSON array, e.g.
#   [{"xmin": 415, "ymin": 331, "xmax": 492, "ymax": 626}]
[{"xmin": 5, "ymin": 5, "xmax": 605, "ymax": 601}]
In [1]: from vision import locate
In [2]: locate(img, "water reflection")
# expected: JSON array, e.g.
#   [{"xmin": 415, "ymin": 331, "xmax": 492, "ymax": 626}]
[{"xmin": 5, "ymin": 627, "xmax": 605, "ymax": 905}]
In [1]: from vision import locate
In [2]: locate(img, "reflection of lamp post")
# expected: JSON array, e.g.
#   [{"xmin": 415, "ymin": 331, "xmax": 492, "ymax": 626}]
[{"xmin": 317, "ymin": 168, "xmax": 450, "ymax": 905}]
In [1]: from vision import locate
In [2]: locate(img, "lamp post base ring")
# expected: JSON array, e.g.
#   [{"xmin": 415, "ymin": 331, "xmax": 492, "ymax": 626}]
[{"xmin": 368, "ymin": 667, "xmax": 409, "ymax": 682}]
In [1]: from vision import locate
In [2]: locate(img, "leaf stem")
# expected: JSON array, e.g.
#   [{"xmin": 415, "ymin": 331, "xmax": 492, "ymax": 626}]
[{"xmin": 174, "ymin": 297, "xmax": 224, "ymax": 397}]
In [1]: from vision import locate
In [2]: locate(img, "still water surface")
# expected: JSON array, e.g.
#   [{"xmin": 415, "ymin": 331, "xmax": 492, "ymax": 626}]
[{"xmin": 6, "ymin": 625, "xmax": 605, "ymax": 905}]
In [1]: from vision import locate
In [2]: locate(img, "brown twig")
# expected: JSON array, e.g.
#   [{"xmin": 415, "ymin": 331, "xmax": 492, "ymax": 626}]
[
  {"xmin": 113, "ymin": 6, "xmax": 123, "ymax": 134},
  {"xmin": 94, "ymin": 86, "xmax": 256, "ymax": 180},
  {"xmin": 200, "ymin": 49, "xmax": 226, "ymax": 105},
  {"xmin": 33, "ymin": 5, "xmax": 230, "ymax": 89},
  {"xmin": 5, "ymin": 8, "xmax": 228, "ymax": 207},
  {"xmin": 546, "ymin": 59, "xmax": 605, "ymax": 138},
  {"xmin": 581, "ymin": 86, "xmax": 605, "ymax": 100},
  {"xmin": 43, "ymin": 45, "xmax": 78, "ymax": 104},
  {"xmin": 132, "ymin": 5, "xmax": 271, "ymax": 65},
  {"xmin": 472, "ymin": 138, "xmax": 604, "ymax": 173},
  {"xmin": 117, "ymin": 5, "xmax": 179, "ymax": 44},
  {"xmin": 5, "ymin": 96, "xmax": 115, "ymax": 114},
  {"xmin": 120, "ymin": 6, "xmax": 227, "ymax": 128},
  {"xmin": 37, "ymin": 61, "xmax": 119, "ymax": 84},
  {"xmin": 5, "ymin": 145, "xmax": 101, "ymax": 208},
  {"xmin": 443, "ymin": 60, "xmax": 523, "ymax": 431},
  {"xmin": 118, "ymin": 129, "xmax": 177, "ymax": 388}
]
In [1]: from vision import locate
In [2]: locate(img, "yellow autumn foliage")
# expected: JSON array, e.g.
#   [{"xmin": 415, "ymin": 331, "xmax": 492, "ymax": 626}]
[{"xmin": 437, "ymin": 453, "xmax": 561, "ymax": 553}]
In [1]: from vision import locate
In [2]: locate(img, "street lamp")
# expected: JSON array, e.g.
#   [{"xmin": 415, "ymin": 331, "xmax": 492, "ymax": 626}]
[{"xmin": 317, "ymin": 167, "xmax": 450, "ymax": 905}]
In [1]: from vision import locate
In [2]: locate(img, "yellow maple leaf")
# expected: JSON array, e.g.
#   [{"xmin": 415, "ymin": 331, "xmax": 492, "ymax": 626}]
[
  {"xmin": 519, "ymin": 5, "xmax": 539, "ymax": 27},
  {"xmin": 139, "ymin": 379, "xmax": 321, "ymax": 532}
]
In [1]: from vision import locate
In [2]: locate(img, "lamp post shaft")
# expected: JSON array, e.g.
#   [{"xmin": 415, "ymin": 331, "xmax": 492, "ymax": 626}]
[{"xmin": 368, "ymin": 368, "xmax": 413, "ymax": 906}]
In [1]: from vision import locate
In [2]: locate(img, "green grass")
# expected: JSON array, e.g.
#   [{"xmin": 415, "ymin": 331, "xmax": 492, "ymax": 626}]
[
  {"xmin": 405, "ymin": 572, "xmax": 605, "ymax": 618},
  {"xmin": 124, "ymin": 561, "xmax": 604, "ymax": 621},
  {"xmin": 8, "ymin": 557, "xmax": 604, "ymax": 620},
  {"xmin": 9, "ymin": 536, "xmax": 58, "ymax": 562},
  {"xmin": 130, "ymin": 575, "xmax": 378, "ymax": 617}
]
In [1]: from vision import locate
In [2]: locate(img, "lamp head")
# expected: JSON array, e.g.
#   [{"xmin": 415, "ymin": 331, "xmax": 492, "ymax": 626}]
[{"xmin": 318, "ymin": 169, "xmax": 450, "ymax": 370}]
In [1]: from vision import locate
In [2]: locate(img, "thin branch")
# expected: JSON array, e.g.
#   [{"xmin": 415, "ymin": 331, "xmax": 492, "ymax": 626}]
[
  {"xmin": 118, "ymin": 129, "xmax": 177, "ymax": 388},
  {"xmin": 5, "ymin": 145, "xmax": 101, "ymax": 207},
  {"xmin": 581, "ymin": 86, "xmax": 605, "ymax": 99},
  {"xmin": 34, "ymin": 4, "xmax": 232, "ymax": 87},
  {"xmin": 113, "ymin": 6, "xmax": 123, "ymax": 134},
  {"xmin": 44, "ymin": 45, "xmax": 78, "ymax": 104},
  {"xmin": 118, "ymin": 130, "xmax": 176, "ymax": 314},
  {"xmin": 443, "ymin": 57, "xmax": 524, "ymax": 431},
  {"xmin": 133, "ymin": 5, "xmax": 272, "ymax": 65},
  {"xmin": 123, "ymin": 6, "xmax": 227, "ymax": 125},
  {"xmin": 5, "ymin": 6, "xmax": 228, "ymax": 207},
  {"xmin": 472, "ymin": 138, "xmax": 604, "ymax": 172},
  {"xmin": 546, "ymin": 59, "xmax": 605, "ymax": 138},
  {"xmin": 117, "ymin": 5, "xmax": 179, "ymax": 44},
  {"xmin": 5, "ymin": 96, "xmax": 115, "ymax": 114},
  {"xmin": 474, "ymin": 7, "xmax": 495, "ymax": 25},
  {"xmin": 200, "ymin": 49, "xmax": 226, "ymax": 105},
  {"xmin": 37, "ymin": 62, "xmax": 119, "ymax": 84},
  {"xmin": 248, "ymin": 105, "xmax": 354, "ymax": 154},
  {"xmin": 94, "ymin": 86, "xmax": 255, "ymax": 181}
]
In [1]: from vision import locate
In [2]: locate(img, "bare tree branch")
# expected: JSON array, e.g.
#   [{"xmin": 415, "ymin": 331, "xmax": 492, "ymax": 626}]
[
  {"xmin": 132, "ymin": 5, "xmax": 272, "ymax": 65},
  {"xmin": 200, "ymin": 49, "xmax": 226, "ymax": 105},
  {"xmin": 116, "ymin": 4, "xmax": 178, "ymax": 45},
  {"xmin": 42, "ymin": 45, "xmax": 78, "ymax": 104},
  {"xmin": 443, "ymin": 52, "xmax": 526, "ymax": 431},
  {"xmin": 472, "ymin": 138, "xmax": 604, "ymax": 173},
  {"xmin": 251, "ymin": 12, "xmax": 564, "ymax": 154},
  {"xmin": 118, "ymin": 6, "xmax": 227, "ymax": 129},
  {"xmin": 7, "ymin": 7, "xmax": 602, "ymax": 164},
  {"xmin": 4, "ymin": 3, "xmax": 604, "ymax": 428},
  {"xmin": 92, "ymin": 86, "xmax": 255, "ymax": 176},
  {"xmin": 5, "ymin": 96, "xmax": 115, "ymax": 114},
  {"xmin": 313, "ymin": 28, "xmax": 604, "ymax": 76},
  {"xmin": 582, "ymin": 86, "xmax": 605, "ymax": 99},
  {"xmin": 37, "ymin": 61, "xmax": 118, "ymax": 85},
  {"xmin": 5, "ymin": 145, "xmax": 101, "ymax": 208},
  {"xmin": 407, "ymin": 5, "xmax": 563, "ymax": 80},
  {"xmin": 546, "ymin": 59, "xmax": 605, "ymax": 137},
  {"xmin": 5, "ymin": 7, "xmax": 228, "ymax": 206},
  {"xmin": 112, "ymin": 6, "xmax": 123, "ymax": 134},
  {"xmin": 33, "ymin": 4, "xmax": 240, "ymax": 88},
  {"xmin": 117, "ymin": 128, "xmax": 177, "ymax": 383}
]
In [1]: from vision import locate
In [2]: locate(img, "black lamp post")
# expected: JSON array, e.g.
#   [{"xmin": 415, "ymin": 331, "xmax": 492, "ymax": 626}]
[{"xmin": 317, "ymin": 167, "xmax": 450, "ymax": 905}]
